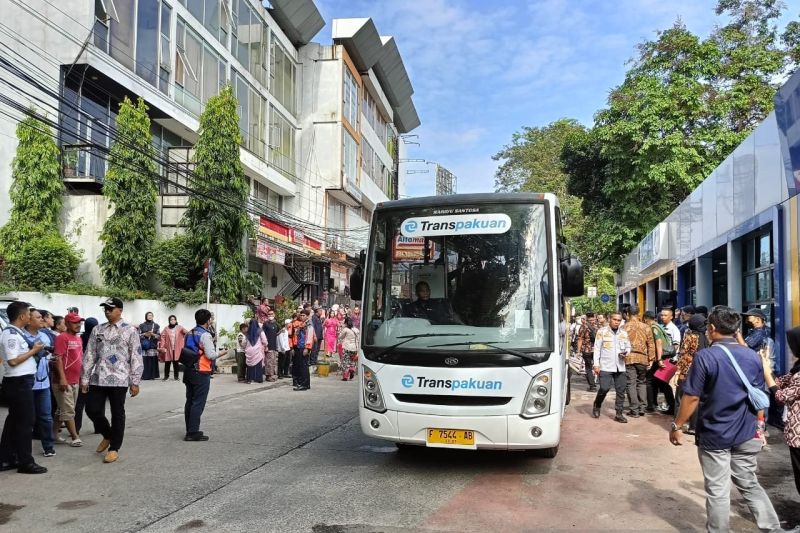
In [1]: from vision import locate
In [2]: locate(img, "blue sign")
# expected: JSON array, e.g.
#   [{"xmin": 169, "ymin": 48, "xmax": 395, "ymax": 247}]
[{"xmin": 600, "ymin": 293, "xmax": 610, "ymax": 304}]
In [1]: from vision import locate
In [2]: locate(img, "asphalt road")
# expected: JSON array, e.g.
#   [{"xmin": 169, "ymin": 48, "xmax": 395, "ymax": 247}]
[{"xmin": 0, "ymin": 372, "xmax": 798, "ymax": 532}]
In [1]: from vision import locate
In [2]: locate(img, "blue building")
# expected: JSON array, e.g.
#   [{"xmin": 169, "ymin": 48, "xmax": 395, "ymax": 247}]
[{"xmin": 617, "ymin": 67, "xmax": 800, "ymax": 374}]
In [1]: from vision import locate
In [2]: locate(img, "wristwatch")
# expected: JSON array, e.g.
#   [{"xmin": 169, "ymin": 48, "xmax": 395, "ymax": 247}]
[{"xmin": 670, "ymin": 421, "xmax": 681, "ymax": 432}]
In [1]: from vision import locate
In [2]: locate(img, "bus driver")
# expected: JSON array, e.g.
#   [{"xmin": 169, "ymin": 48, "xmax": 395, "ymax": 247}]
[{"xmin": 403, "ymin": 281, "xmax": 460, "ymax": 325}]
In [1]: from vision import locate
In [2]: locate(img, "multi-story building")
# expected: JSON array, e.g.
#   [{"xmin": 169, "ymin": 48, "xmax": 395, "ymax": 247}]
[{"xmin": 0, "ymin": 1, "xmax": 419, "ymax": 302}]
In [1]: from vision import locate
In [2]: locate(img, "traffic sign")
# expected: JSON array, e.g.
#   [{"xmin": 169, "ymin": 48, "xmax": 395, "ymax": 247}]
[
  {"xmin": 587, "ymin": 286, "xmax": 597, "ymax": 298},
  {"xmin": 600, "ymin": 293, "xmax": 610, "ymax": 303}
]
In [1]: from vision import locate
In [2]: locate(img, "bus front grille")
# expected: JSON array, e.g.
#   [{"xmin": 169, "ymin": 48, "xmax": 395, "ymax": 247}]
[{"xmin": 393, "ymin": 394, "xmax": 512, "ymax": 406}]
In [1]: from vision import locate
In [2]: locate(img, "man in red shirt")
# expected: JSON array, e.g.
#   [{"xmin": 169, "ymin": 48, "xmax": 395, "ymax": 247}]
[{"xmin": 52, "ymin": 312, "xmax": 84, "ymax": 447}]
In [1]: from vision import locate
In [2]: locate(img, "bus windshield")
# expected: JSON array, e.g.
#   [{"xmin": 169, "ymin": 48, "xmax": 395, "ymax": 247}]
[{"xmin": 363, "ymin": 203, "xmax": 552, "ymax": 360}]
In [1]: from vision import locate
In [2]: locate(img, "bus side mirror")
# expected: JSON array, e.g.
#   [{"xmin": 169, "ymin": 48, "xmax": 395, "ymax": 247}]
[
  {"xmin": 350, "ymin": 265, "xmax": 364, "ymax": 301},
  {"xmin": 561, "ymin": 256, "xmax": 584, "ymax": 297}
]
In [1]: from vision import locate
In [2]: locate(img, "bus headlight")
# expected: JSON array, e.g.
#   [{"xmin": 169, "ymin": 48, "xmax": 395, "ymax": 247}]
[
  {"xmin": 521, "ymin": 369, "xmax": 552, "ymax": 419},
  {"xmin": 362, "ymin": 365, "xmax": 386, "ymax": 413}
]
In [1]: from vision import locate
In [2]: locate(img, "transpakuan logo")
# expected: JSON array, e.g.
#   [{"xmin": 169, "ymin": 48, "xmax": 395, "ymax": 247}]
[
  {"xmin": 400, "ymin": 375, "xmax": 503, "ymax": 391},
  {"xmin": 400, "ymin": 213, "xmax": 511, "ymax": 237}
]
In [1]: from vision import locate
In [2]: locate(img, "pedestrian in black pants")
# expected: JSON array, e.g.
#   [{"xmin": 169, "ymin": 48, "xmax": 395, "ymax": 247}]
[
  {"xmin": 0, "ymin": 301, "xmax": 47, "ymax": 474},
  {"xmin": 279, "ymin": 350, "xmax": 292, "ymax": 377},
  {"xmin": 292, "ymin": 346, "xmax": 310, "ymax": 389},
  {"xmin": 82, "ymin": 298, "xmax": 143, "ymax": 463},
  {"xmin": 182, "ymin": 309, "xmax": 227, "ymax": 441}
]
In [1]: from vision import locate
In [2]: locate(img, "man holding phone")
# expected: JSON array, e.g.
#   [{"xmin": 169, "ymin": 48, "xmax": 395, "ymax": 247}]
[{"xmin": 0, "ymin": 301, "xmax": 47, "ymax": 474}]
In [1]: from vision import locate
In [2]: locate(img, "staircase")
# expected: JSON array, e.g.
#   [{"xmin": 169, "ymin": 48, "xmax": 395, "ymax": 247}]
[{"xmin": 277, "ymin": 263, "xmax": 321, "ymax": 300}]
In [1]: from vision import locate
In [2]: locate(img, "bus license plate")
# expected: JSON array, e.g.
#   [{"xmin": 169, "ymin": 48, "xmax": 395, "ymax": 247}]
[{"xmin": 426, "ymin": 428, "xmax": 475, "ymax": 447}]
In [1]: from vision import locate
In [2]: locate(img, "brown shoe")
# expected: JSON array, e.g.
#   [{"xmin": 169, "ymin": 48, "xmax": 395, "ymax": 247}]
[
  {"xmin": 103, "ymin": 450, "xmax": 119, "ymax": 463},
  {"xmin": 95, "ymin": 439, "xmax": 111, "ymax": 453}
]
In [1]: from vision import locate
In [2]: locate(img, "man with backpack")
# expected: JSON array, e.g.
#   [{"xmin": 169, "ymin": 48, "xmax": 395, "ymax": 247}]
[
  {"xmin": 578, "ymin": 313, "xmax": 599, "ymax": 391},
  {"xmin": 182, "ymin": 309, "xmax": 228, "ymax": 441},
  {"xmin": 291, "ymin": 310, "xmax": 316, "ymax": 391}
]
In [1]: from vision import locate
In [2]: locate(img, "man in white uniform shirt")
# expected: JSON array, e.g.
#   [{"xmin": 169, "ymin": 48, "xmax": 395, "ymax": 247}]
[{"xmin": 0, "ymin": 301, "xmax": 46, "ymax": 474}]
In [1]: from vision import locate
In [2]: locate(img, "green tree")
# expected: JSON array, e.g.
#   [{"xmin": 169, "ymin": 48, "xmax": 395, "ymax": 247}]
[
  {"xmin": 493, "ymin": 119, "xmax": 590, "ymax": 262},
  {"xmin": 98, "ymin": 97, "xmax": 158, "ymax": 290},
  {"xmin": 0, "ymin": 114, "xmax": 65, "ymax": 258},
  {"xmin": 568, "ymin": 265, "xmax": 617, "ymax": 315},
  {"xmin": 183, "ymin": 85, "xmax": 252, "ymax": 304}
]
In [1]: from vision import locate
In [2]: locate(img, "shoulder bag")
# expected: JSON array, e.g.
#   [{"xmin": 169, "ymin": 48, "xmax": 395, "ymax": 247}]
[{"xmin": 717, "ymin": 344, "xmax": 770, "ymax": 411}]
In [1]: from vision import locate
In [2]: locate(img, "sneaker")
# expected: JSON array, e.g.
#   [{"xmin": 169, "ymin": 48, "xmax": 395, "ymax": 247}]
[
  {"xmin": 55, "ymin": 436, "xmax": 67, "ymax": 445},
  {"xmin": 43, "ymin": 449, "xmax": 56, "ymax": 458},
  {"xmin": 614, "ymin": 415, "xmax": 628, "ymax": 424},
  {"xmin": 69, "ymin": 438, "xmax": 83, "ymax": 447},
  {"xmin": 184, "ymin": 433, "xmax": 210, "ymax": 442},
  {"xmin": 588, "ymin": 387, "xmax": 598, "ymax": 392},
  {"xmin": 18, "ymin": 463, "xmax": 47, "ymax": 474},
  {"xmin": 591, "ymin": 407, "xmax": 600, "ymax": 418},
  {"xmin": 626, "ymin": 411, "xmax": 640, "ymax": 418},
  {"xmin": 103, "ymin": 451, "xmax": 119, "ymax": 463}
]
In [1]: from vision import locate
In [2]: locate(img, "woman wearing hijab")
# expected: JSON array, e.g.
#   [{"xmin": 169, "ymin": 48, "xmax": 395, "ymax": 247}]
[
  {"xmin": 324, "ymin": 309, "xmax": 339, "ymax": 358},
  {"xmin": 244, "ymin": 318, "xmax": 266, "ymax": 384},
  {"xmin": 158, "ymin": 315, "xmax": 187, "ymax": 381},
  {"xmin": 75, "ymin": 317, "xmax": 98, "ymax": 435},
  {"xmin": 763, "ymin": 326, "xmax": 800, "ymax": 497},
  {"xmin": 676, "ymin": 314, "xmax": 708, "ymax": 434},
  {"xmin": 139, "ymin": 312, "xmax": 161, "ymax": 380}
]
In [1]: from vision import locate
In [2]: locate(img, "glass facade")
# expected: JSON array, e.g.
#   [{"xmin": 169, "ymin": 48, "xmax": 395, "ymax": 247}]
[
  {"xmin": 268, "ymin": 105, "xmax": 296, "ymax": 179},
  {"xmin": 269, "ymin": 35, "xmax": 297, "ymax": 115},
  {"xmin": 343, "ymin": 131, "xmax": 358, "ymax": 185},
  {"xmin": 175, "ymin": 18, "xmax": 226, "ymax": 116},
  {"xmin": 343, "ymin": 68, "xmax": 358, "ymax": 128}
]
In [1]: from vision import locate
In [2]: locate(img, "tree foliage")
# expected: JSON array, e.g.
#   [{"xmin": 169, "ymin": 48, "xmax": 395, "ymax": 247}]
[
  {"xmin": 6, "ymin": 233, "xmax": 81, "ymax": 291},
  {"xmin": 149, "ymin": 234, "xmax": 197, "ymax": 291},
  {"xmin": 98, "ymin": 97, "xmax": 158, "ymax": 290},
  {"xmin": 183, "ymin": 85, "xmax": 253, "ymax": 304},
  {"xmin": 493, "ymin": 119, "xmax": 590, "ymax": 261},
  {"xmin": 0, "ymin": 114, "xmax": 66, "ymax": 259}
]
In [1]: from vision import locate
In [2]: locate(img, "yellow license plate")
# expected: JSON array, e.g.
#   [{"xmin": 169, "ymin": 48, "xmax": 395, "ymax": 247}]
[{"xmin": 426, "ymin": 428, "xmax": 475, "ymax": 447}]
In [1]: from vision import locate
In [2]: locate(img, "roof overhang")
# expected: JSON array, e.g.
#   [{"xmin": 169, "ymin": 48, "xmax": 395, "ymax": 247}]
[
  {"xmin": 332, "ymin": 18, "xmax": 420, "ymax": 133},
  {"xmin": 267, "ymin": 0, "xmax": 324, "ymax": 47}
]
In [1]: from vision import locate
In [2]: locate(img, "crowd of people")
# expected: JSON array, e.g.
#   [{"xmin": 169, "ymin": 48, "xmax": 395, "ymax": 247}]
[
  {"xmin": 0, "ymin": 296, "xmax": 363, "ymax": 474},
  {"xmin": 570, "ymin": 304, "xmax": 800, "ymax": 532}
]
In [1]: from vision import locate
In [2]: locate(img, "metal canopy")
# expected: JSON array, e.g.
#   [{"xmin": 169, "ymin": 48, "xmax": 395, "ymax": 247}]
[
  {"xmin": 393, "ymin": 97, "xmax": 421, "ymax": 134},
  {"xmin": 373, "ymin": 36, "xmax": 413, "ymax": 106},
  {"xmin": 331, "ymin": 18, "xmax": 383, "ymax": 71},
  {"xmin": 267, "ymin": 0, "xmax": 324, "ymax": 46}
]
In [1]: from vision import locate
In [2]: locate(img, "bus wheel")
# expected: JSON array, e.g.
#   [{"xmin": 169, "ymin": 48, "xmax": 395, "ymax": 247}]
[
  {"xmin": 538, "ymin": 445, "xmax": 559, "ymax": 459},
  {"xmin": 395, "ymin": 442, "xmax": 413, "ymax": 451}
]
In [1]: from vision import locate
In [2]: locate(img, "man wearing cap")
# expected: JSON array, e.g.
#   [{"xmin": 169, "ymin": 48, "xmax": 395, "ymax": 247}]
[
  {"xmin": 742, "ymin": 308, "xmax": 770, "ymax": 351},
  {"xmin": 81, "ymin": 298, "xmax": 143, "ymax": 464},
  {"xmin": 52, "ymin": 312, "xmax": 85, "ymax": 447}
]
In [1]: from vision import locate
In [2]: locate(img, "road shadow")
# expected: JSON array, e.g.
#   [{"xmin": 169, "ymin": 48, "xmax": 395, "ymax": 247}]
[
  {"xmin": 627, "ymin": 479, "xmax": 708, "ymax": 531},
  {"xmin": 389, "ymin": 444, "xmax": 555, "ymax": 475}
]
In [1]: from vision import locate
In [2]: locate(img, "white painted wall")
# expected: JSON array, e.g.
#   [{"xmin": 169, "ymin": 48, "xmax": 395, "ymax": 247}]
[{"xmin": 10, "ymin": 291, "xmax": 248, "ymax": 343}]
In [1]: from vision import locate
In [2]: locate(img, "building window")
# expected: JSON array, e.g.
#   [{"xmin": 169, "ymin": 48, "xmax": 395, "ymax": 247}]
[
  {"xmin": 328, "ymin": 197, "xmax": 344, "ymax": 230},
  {"xmin": 175, "ymin": 18, "xmax": 225, "ymax": 116},
  {"xmin": 269, "ymin": 105, "xmax": 296, "ymax": 179},
  {"xmin": 343, "ymin": 68, "xmax": 358, "ymax": 128},
  {"xmin": 253, "ymin": 180, "xmax": 281, "ymax": 212},
  {"xmin": 343, "ymin": 131, "xmax": 358, "ymax": 185},
  {"xmin": 180, "ymin": 0, "xmax": 227, "ymax": 44},
  {"xmin": 232, "ymin": 70, "xmax": 266, "ymax": 158},
  {"xmin": 230, "ymin": 0, "xmax": 266, "ymax": 85},
  {"xmin": 742, "ymin": 227, "xmax": 774, "ymax": 323},
  {"xmin": 158, "ymin": 2, "xmax": 172, "ymax": 93},
  {"xmin": 269, "ymin": 35, "xmax": 296, "ymax": 115}
]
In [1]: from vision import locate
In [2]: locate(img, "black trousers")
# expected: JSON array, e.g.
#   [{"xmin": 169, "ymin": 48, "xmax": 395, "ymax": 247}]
[
  {"xmin": 85, "ymin": 385, "xmax": 128, "ymax": 452},
  {"xmin": 310, "ymin": 339, "xmax": 322, "ymax": 365},
  {"xmin": 292, "ymin": 347, "xmax": 310, "ymax": 388},
  {"xmin": 582, "ymin": 354, "xmax": 596, "ymax": 388},
  {"xmin": 279, "ymin": 350, "xmax": 292, "ymax": 376},
  {"xmin": 164, "ymin": 361, "xmax": 180, "ymax": 379},
  {"xmin": 646, "ymin": 361, "xmax": 675, "ymax": 412},
  {"xmin": 183, "ymin": 371, "xmax": 211, "ymax": 435},
  {"xmin": 791, "ymin": 446, "xmax": 800, "ymax": 498},
  {"xmin": 594, "ymin": 370, "xmax": 627, "ymax": 414},
  {"xmin": 0, "ymin": 375, "xmax": 35, "ymax": 466}
]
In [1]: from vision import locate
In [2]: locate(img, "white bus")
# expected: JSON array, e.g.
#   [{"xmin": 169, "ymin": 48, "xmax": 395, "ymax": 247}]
[{"xmin": 350, "ymin": 193, "xmax": 584, "ymax": 456}]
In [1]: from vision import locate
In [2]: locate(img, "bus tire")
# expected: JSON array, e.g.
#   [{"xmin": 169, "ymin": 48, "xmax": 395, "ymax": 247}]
[
  {"xmin": 395, "ymin": 442, "xmax": 413, "ymax": 451},
  {"xmin": 538, "ymin": 445, "xmax": 559, "ymax": 459}
]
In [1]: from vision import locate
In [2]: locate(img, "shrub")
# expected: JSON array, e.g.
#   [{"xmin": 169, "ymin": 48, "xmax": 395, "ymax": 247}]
[
  {"xmin": 149, "ymin": 234, "xmax": 198, "ymax": 291},
  {"xmin": 6, "ymin": 233, "xmax": 80, "ymax": 290}
]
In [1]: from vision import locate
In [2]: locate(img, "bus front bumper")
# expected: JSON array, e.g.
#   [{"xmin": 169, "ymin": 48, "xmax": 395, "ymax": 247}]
[{"xmin": 359, "ymin": 408, "xmax": 561, "ymax": 450}]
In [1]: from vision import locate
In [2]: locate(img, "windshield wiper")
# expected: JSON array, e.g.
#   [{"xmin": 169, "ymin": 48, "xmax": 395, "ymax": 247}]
[
  {"xmin": 371, "ymin": 333, "xmax": 473, "ymax": 359},
  {"xmin": 425, "ymin": 341, "xmax": 545, "ymax": 363}
]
